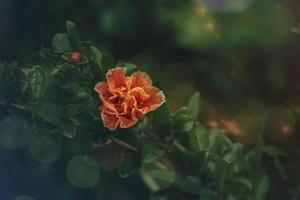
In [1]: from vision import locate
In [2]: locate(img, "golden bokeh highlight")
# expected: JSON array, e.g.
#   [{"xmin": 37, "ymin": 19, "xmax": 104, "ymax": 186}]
[
  {"xmin": 223, "ymin": 111, "xmax": 262, "ymax": 145},
  {"xmin": 263, "ymin": 106, "xmax": 295, "ymax": 141}
]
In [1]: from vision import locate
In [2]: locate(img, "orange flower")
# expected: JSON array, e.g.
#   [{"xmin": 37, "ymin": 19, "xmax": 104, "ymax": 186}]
[{"xmin": 94, "ymin": 67, "xmax": 166, "ymax": 131}]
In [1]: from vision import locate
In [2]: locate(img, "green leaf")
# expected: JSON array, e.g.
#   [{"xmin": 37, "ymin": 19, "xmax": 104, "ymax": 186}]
[
  {"xmin": 150, "ymin": 102, "xmax": 171, "ymax": 130},
  {"xmin": 255, "ymin": 174, "xmax": 269, "ymax": 200},
  {"xmin": 273, "ymin": 157, "xmax": 288, "ymax": 180},
  {"xmin": 189, "ymin": 122, "xmax": 209, "ymax": 152},
  {"xmin": 0, "ymin": 61, "xmax": 17, "ymax": 86},
  {"xmin": 147, "ymin": 170, "xmax": 201, "ymax": 194},
  {"xmin": 172, "ymin": 107, "xmax": 194, "ymax": 132},
  {"xmin": 101, "ymin": 54, "xmax": 115, "ymax": 74},
  {"xmin": 26, "ymin": 102, "xmax": 60, "ymax": 125},
  {"xmin": 263, "ymin": 145, "xmax": 287, "ymax": 157},
  {"xmin": 116, "ymin": 62, "xmax": 137, "ymax": 73},
  {"xmin": 233, "ymin": 177, "xmax": 253, "ymax": 190},
  {"xmin": 207, "ymin": 128, "xmax": 232, "ymax": 159},
  {"xmin": 53, "ymin": 120, "xmax": 77, "ymax": 138},
  {"xmin": 66, "ymin": 21, "xmax": 83, "ymax": 52},
  {"xmin": 141, "ymin": 140, "xmax": 164, "ymax": 164},
  {"xmin": 118, "ymin": 155, "xmax": 137, "ymax": 178},
  {"xmin": 90, "ymin": 45, "xmax": 103, "ymax": 67},
  {"xmin": 187, "ymin": 92, "xmax": 200, "ymax": 120},
  {"xmin": 223, "ymin": 143, "xmax": 244, "ymax": 164},
  {"xmin": 52, "ymin": 33, "xmax": 72, "ymax": 53},
  {"xmin": 51, "ymin": 63, "xmax": 75, "ymax": 75},
  {"xmin": 68, "ymin": 82, "xmax": 91, "ymax": 99},
  {"xmin": 199, "ymin": 188, "xmax": 217, "ymax": 199},
  {"xmin": 27, "ymin": 65, "xmax": 47, "ymax": 99}
]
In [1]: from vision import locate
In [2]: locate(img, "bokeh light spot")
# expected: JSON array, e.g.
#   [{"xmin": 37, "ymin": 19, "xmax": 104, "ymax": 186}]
[
  {"xmin": 263, "ymin": 106, "xmax": 295, "ymax": 141},
  {"xmin": 168, "ymin": 84, "xmax": 197, "ymax": 112},
  {"xmin": 67, "ymin": 155, "xmax": 100, "ymax": 188},
  {"xmin": 0, "ymin": 115, "xmax": 31, "ymax": 150},
  {"xmin": 224, "ymin": 111, "xmax": 262, "ymax": 145},
  {"xmin": 28, "ymin": 129, "xmax": 62, "ymax": 163}
]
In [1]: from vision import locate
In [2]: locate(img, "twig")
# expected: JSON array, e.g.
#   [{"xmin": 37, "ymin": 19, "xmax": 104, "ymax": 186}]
[
  {"xmin": 0, "ymin": 102, "xmax": 27, "ymax": 111},
  {"xmin": 110, "ymin": 136, "xmax": 138, "ymax": 152}
]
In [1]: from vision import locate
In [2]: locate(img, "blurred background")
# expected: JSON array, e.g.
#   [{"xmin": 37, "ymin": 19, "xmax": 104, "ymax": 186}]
[{"xmin": 1, "ymin": 0, "xmax": 300, "ymax": 199}]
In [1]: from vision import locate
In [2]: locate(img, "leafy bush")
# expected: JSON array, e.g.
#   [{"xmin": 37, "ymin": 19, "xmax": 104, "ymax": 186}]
[{"xmin": 0, "ymin": 21, "xmax": 296, "ymax": 200}]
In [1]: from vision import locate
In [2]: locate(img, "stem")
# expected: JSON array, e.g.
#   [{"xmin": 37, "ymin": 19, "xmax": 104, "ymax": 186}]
[
  {"xmin": 173, "ymin": 140, "xmax": 187, "ymax": 152},
  {"xmin": 110, "ymin": 136, "xmax": 138, "ymax": 152},
  {"xmin": 0, "ymin": 102, "xmax": 27, "ymax": 111},
  {"xmin": 219, "ymin": 165, "xmax": 228, "ymax": 198}
]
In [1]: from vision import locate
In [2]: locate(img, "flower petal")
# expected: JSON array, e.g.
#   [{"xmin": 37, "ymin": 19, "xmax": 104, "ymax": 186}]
[
  {"xmin": 141, "ymin": 86, "xmax": 166, "ymax": 113},
  {"xmin": 122, "ymin": 95, "xmax": 138, "ymax": 114},
  {"xmin": 101, "ymin": 108, "xmax": 120, "ymax": 131},
  {"xmin": 106, "ymin": 67, "xmax": 128, "ymax": 94},
  {"xmin": 128, "ymin": 87, "xmax": 150, "ymax": 104},
  {"xmin": 119, "ymin": 115, "xmax": 138, "ymax": 128},
  {"xmin": 94, "ymin": 81, "xmax": 117, "ymax": 102},
  {"xmin": 129, "ymin": 71, "xmax": 152, "ymax": 89}
]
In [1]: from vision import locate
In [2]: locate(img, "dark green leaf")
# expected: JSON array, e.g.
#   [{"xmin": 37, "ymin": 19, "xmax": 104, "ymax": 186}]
[
  {"xmin": 26, "ymin": 102, "xmax": 60, "ymax": 125},
  {"xmin": 52, "ymin": 33, "xmax": 72, "ymax": 53},
  {"xmin": 150, "ymin": 102, "xmax": 171, "ymax": 130},
  {"xmin": 101, "ymin": 54, "xmax": 115, "ymax": 74},
  {"xmin": 0, "ymin": 61, "xmax": 17, "ymax": 85},
  {"xmin": 53, "ymin": 120, "xmax": 77, "ymax": 138},
  {"xmin": 28, "ymin": 65, "xmax": 47, "ymax": 99},
  {"xmin": 172, "ymin": 107, "xmax": 194, "ymax": 132},
  {"xmin": 51, "ymin": 63, "xmax": 75, "ymax": 75},
  {"xmin": 233, "ymin": 177, "xmax": 253, "ymax": 190},
  {"xmin": 147, "ymin": 170, "xmax": 201, "ymax": 194},
  {"xmin": 90, "ymin": 45, "xmax": 103, "ymax": 67},
  {"xmin": 141, "ymin": 140, "xmax": 164, "ymax": 164},
  {"xmin": 207, "ymin": 128, "xmax": 231, "ymax": 158},
  {"xmin": 263, "ymin": 145, "xmax": 287, "ymax": 157},
  {"xmin": 66, "ymin": 21, "xmax": 83, "ymax": 52},
  {"xmin": 189, "ymin": 122, "xmax": 209, "ymax": 152},
  {"xmin": 255, "ymin": 174, "xmax": 269, "ymax": 200},
  {"xmin": 116, "ymin": 62, "xmax": 137, "ymax": 73},
  {"xmin": 223, "ymin": 143, "xmax": 244, "ymax": 164},
  {"xmin": 118, "ymin": 155, "xmax": 137, "ymax": 178},
  {"xmin": 187, "ymin": 92, "xmax": 200, "ymax": 120},
  {"xmin": 69, "ymin": 83, "xmax": 91, "ymax": 99},
  {"xmin": 273, "ymin": 157, "xmax": 288, "ymax": 180}
]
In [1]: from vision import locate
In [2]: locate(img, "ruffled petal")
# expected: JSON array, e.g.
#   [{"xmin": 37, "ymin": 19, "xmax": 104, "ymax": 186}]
[
  {"xmin": 106, "ymin": 67, "xmax": 128, "ymax": 94},
  {"xmin": 128, "ymin": 87, "xmax": 150, "ymax": 105},
  {"xmin": 101, "ymin": 108, "xmax": 120, "ymax": 131},
  {"xmin": 129, "ymin": 71, "xmax": 152, "ymax": 89},
  {"xmin": 119, "ymin": 115, "xmax": 138, "ymax": 128},
  {"xmin": 122, "ymin": 95, "xmax": 138, "ymax": 114},
  {"xmin": 141, "ymin": 86, "xmax": 166, "ymax": 113},
  {"xmin": 94, "ymin": 81, "xmax": 117, "ymax": 103}
]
